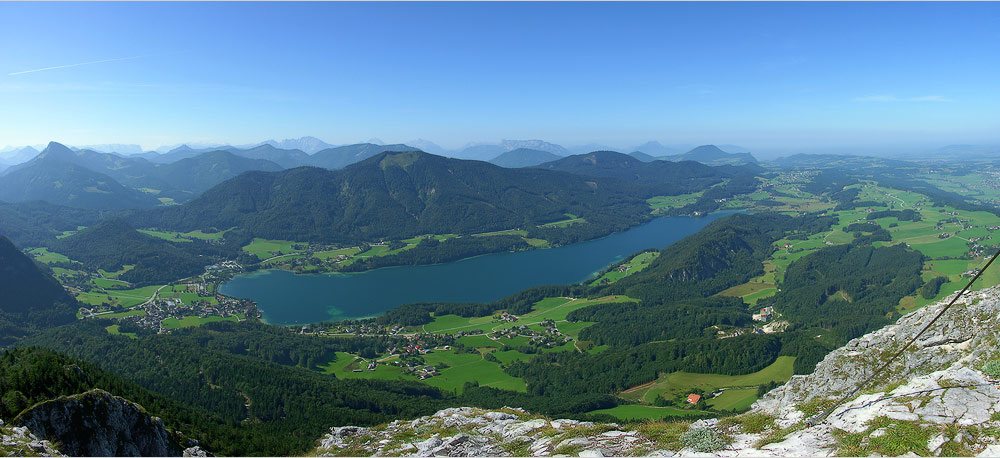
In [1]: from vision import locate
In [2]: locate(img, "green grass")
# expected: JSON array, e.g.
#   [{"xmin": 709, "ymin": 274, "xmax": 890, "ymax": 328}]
[
  {"xmin": 100, "ymin": 309, "xmax": 146, "ymax": 319},
  {"xmin": 589, "ymin": 404, "xmax": 708, "ymax": 420},
  {"xmin": 161, "ymin": 315, "xmax": 239, "ymax": 329},
  {"xmin": 138, "ymin": 229, "xmax": 195, "ymax": 242},
  {"xmin": 56, "ymin": 226, "xmax": 86, "ymax": 239},
  {"xmin": 319, "ymin": 352, "xmax": 418, "ymax": 381},
  {"xmin": 454, "ymin": 335, "xmax": 497, "ymax": 349},
  {"xmin": 539, "ymin": 214, "xmax": 586, "ymax": 228},
  {"xmin": 243, "ymin": 238, "xmax": 300, "ymax": 259},
  {"xmin": 707, "ymin": 388, "xmax": 758, "ymax": 412},
  {"xmin": 27, "ymin": 247, "xmax": 73, "ymax": 264},
  {"xmin": 906, "ymin": 237, "xmax": 971, "ymax": 258},
  {"xmin": 314, "ymin": 247, "xmax": 362, "ymax": 260},
  {"xmin": 97, "ymin": 265, "xmax": 134, "ymax": 280},
  {"xmin": 590, "ymin": 251, "xmax": 660, "ymax": 286},
  {"xmin": 419, "ymin": 295, "xmax": 629, "ymax": 334},
  {"xmin": 492, "ymin": 350, "xmax": 536, "ymax": 365},
  {"xmin": 648, "ymin": 193, "xmax": 703, "ymax": 212},
  {"xmin": 621, "ymin": 356, "xmax": 796, "ymax": 405},
  {"xmin": 472, "ymin": 229, "xmax": 528, "ymax": 237},
  {"xmin": 421, "ymin": 350, "xmax": 526, "ymax": 393},
  {"xmin": 92, "ymin": 278, "xmax": 129, "ymax": 289},
  {"xmin": 105, "ymin": 324, "xmax": 138, "ymax": 339},
  {"xmin": 75, "ymin": 285, "xmax": 162, "ymax": 308}
]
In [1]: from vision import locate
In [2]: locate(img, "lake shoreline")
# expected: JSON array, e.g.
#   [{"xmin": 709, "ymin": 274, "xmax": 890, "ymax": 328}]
[{"xmin": 221, "ymin": 211, "xmax": 739, "ymax": 325}]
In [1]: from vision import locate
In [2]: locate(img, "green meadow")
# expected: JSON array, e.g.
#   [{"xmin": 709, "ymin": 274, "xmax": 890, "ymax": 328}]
[
  {"xmin": 619, "ymin": 356, "xmax": 796, "ymax": 407},
  {"xmin": 589, "ymin": 404, "xmax": 708, "ymax": 420},
  {"xmin": 76, "ymin": 285, "xmax": 162, "ymax": 308},
  {"xmin": 243, "ymin": 238, "xmax": 301, "ymax": 259},
  {"xmin": 590, "ymin": 251, "xmax": 659, "ymax": 286},
  {"xmin": 161, "ymin": 315, "xmax": 240, "ymax": 329}
]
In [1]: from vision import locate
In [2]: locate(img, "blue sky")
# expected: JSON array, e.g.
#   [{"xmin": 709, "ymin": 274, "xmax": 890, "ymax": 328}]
[{"xmin": 1, "ymin": 1, "xmax": 998, "ymax": 156}]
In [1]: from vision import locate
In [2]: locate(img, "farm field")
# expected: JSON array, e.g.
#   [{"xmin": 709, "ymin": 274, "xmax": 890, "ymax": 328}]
[
  {"xmin": 717, "ymin": 181, "xmax": 1000, "ymax": 318},
  {"xmin": 76, "ymin": 284, "xmax": 163, "ymax": 308},
  {"xmin": 619, "ymin": 356, "xmax": 796, "ymax": 407},
  {"xmin": 539, "ymin": 214, "xmax": 585, "ymax": 228},
  {"xmin": 590, "ymin": 251, "xmax": 659, "ymax": 286},
  {"xmin": 160, "ymin": 284, "xmax": 219, "ymax": 306},
  {"xmin": 420, "ymin": 295, "xmax": 634, "ymax": 335},
  {"xmin": 93, "ymin": 278, "xmax": 130, "ymax": 289},
  {"xmin": 104, "ymin": 324, "xmax": 138, "ymax": 339},
  {"xmin": 421, "ymin": 350, "xmax": 526, "ymax": 393},
  {"xmin": 589, "ymin": 404, "xmax": 708, "ymax": 421},
  {"xmin": 138, "ymin": 227, "xmax": 234, "ymax": 242},
  {"xmin": 706, "ymin": 388, "xmax": 758, "ymax": 411},
  {"xmin": 322, "ymin": 296, "xmax": 638, "ymax": 393},
  {"xmin": 161, "ymin": 315, "xmax": 240, "ymax": 329},
  {"xmin": 243, "ymin": 238, "xmax": 301, "ymax": 259},
  {"xmin": 27, "ymin": 247, "xmax": 72, "ymax": 264}
]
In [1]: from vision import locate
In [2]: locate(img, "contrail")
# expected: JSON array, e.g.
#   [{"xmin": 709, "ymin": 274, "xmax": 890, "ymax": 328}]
[{"xmin": 7, "ymin": 55, "xmax": 147, "ymax": 76}]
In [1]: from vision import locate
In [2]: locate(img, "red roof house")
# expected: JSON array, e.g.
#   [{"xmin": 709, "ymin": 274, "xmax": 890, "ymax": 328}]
[{"xmin": 687, "ymin": 394, "xmax": 702, "ymax": 404}]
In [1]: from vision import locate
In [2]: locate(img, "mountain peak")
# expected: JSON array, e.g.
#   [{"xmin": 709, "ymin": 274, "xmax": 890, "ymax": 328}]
[
  {"xmin": 41, "ymin": 141, "xmax": 75, "ymax": 156},
  {"xmin": 686, "ymin": 144, "xmax": 727, "ymax": 155}
]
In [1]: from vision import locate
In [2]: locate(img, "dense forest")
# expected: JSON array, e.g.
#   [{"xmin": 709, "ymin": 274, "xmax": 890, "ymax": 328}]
[
  {"xmin": 532, "ymin": 150, "xmax": 758, "ymax": 197},
  {"xmin": 46, "ymin": 219, "xmax": 240, "ymax": 285},
  {"xmin": 340, "ymin": 234, "xmax": 531, "ymax": 272},
  {"xmin": 601, "ymin": 212, "xmax": 836, "ymax": 303},
  {"xmin": 0, "ymin": 201, "xmax": 120, "ymax": 248},
  {"xmin": 15, "ymin": 321, "xmax": 620, "ymax": 455},
  {"xmin": 759, "ymin": 241, "xmax": 924, "ymax": 342},
  {"xmin": 568, "ymin": 296, "xmax": 751, "ymax": 346},
  {"xmin": 129, "ymin": 151, "xmax": 655, "ymax": 244},
  {"xmin": 506, "ymin": 335, "xmax": 784, "ymax": 396},
  {"xmin": 0, "ymin": 235, "xmax": 77, "ymax": 345}
]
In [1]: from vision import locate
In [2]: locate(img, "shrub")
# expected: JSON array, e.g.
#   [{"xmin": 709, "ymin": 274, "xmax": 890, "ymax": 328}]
[{"xmin": 679, "ymin": 427, "xmax": 728, "ymax": 452}]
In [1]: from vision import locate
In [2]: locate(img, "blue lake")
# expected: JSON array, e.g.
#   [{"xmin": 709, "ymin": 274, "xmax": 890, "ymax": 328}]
[{"xmin": 219, "ymin": 211, "xmax": 735, "ymax": 325}]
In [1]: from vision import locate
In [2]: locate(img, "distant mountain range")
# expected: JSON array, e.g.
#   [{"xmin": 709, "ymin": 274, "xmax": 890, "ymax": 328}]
[
  {"xmin": 456, "ymin": 140, "xmax": 569, "ymax": 161},
  {"xmin": 73, "ymin": 143, "xmax": 145, "ymax": 155},
  {"xmin": 489, "ymin": 148, "xmax": 563, "ymax": 168},
  {"xmin": 0, "ymin": 141, "xmax": 439, "ymax": 210},
  {"xmin": 0, "ymin": 145, "xmax": 40, "ymax": 165},
  {"xmin": 0, "ymin": 143, "xmax": 161, "ymax": 210},
  {"xmin": 533, "ymin": 150, "xmax": 759, "ymax": 196},
  {"xmin": 255, "ymin": 136, "xmax": 334, "ymax": 154}
]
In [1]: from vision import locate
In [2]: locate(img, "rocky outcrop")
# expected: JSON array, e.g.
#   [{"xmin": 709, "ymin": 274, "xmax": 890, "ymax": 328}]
[
  {"xmin": 755, "ymin": 286, "xmax": 1000, "ymax": 422},
  {"xmin": 315, "ymin": 286, "xmax": 1000, "ymax": 457},
  {"xmin": 315, "ymin": 407, "xmax": 673, "ymax": 457},
  {"xmin": 1, "ymin": 419, "xmax": 64, "ymax": 457},
  {"xmin": 13, "ymin": 389, "xmax": 185, "ymax": 457}
]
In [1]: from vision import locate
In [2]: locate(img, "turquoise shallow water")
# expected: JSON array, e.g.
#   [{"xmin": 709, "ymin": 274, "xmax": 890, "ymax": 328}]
[{"xmin": 220, "ymin": 211, "xmax": 735, "ymax": 325}]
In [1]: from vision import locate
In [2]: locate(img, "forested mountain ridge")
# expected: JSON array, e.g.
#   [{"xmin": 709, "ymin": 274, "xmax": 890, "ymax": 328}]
[
  {"xmin": 0, "ymin": 201, "xmax": 117, "ymax": 248},
  {"xmin": 534, "ymin": 150, "xmax": 760, "ymax": 196},
  {"xmin": 306, "ymin": 143, "xmax": 419, "ymax": 170},
  {"xmin": 0, "ymin": 156, "xmax": 160, "ymax": 209},
  {"xmin": 46, "ymin": 219, "xmax": 228, "ymax": 286},
  {"xmin": 3, "ymin": 142, "xmax": 285, "ymax": 204},
  {"xmin": 0, "ymin": 235, "xmax": 77, "ymax": 345},
  {"xmin": 130, "ymin": 150, "xmax": 652, "ymax": 243}
]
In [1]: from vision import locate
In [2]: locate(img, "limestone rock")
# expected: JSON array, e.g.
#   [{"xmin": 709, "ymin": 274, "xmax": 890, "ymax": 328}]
[{"xmin": 14, "ymin": 389, "xmax": 183, "ymax": 457}]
